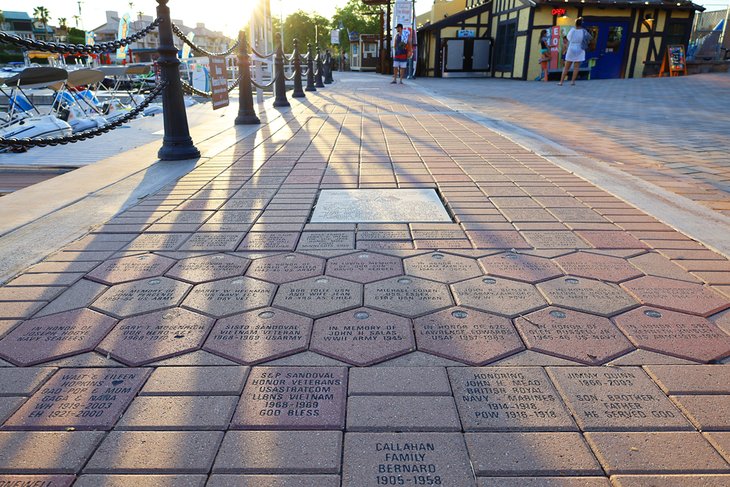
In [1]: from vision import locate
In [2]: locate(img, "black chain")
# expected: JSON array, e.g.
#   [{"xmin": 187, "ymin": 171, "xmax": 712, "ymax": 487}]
[
  {"xmin": 0, "ymin": 19, "xmax": 161, "ymax": 55},
  {"xmin": 0, "ymin": 81, "xmax": 167, "ymax": 148},
  {"xmin": 250, "ymin": 46, "xmax": 275, "ymax": 59},
  {"xmin": 181, "ymin": 77, "xmax": 240, "ymax": 97},
  {"xmin": 171, "ymin": 23, "xmax": 240, "ymax": 57}
]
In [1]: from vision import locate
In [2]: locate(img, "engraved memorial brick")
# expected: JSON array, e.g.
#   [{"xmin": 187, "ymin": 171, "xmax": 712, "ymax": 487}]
[
  {"xmin": 311, "ymin": 308, "xmax": 415, "ymax": 366},
  {"xmin": 97, "ymin": 308, "xmax": 214, "ymax": 366},
  {"xmin": 404, "ymin": 252, "xmax": 482, "ymax": 283},
  {"xmin": 537, "ymin": 277, "xmax": 637, "ymax": 317},
  {"xmin": 125, "ymin": 233, "xmax": 190, "ymax": 251},
  {"xmin": 621, "ymin": 276, "xmax": 730, "ymax": 317},
  {"xmin": 521, "ymin": 231, "xmax": 590, "ymax": 249},
  {"xmin": 547, "ymin": 366, "xmax": 693, "ymax": 431},
  {"xmin": 479, "ymin": 252, "xmax": 562, "ymax": 283},
  {"xmin": 273, "ymin": 277, "xmax": 362, "ymax": 318},
  {"xmin": 554, "ymin": 253, "xmax": 642, "ymax": 283},
  {"xmin": 364, "ymin": 276, "xmax": 453, "ymax": 318},
  {"xmin": 182, "ymin": 277, "xmax": 276, "ymax": 318},
  {"xmin": 326, "ymin": 252, "xmax": 403, "ymax": 283},
  {"xmin": 297, "ymin": 232, "xmax": 356, "ymax": 250},
  {"xmin": 166, "ymin": 254, "xmax": 251, "ymax": 283},
  {"xmin": 414, "ymin": 308, "xmax": 524, "ymax": 365},
  {"xmin": 0, "ymin": 309, "xmax": 117, "ymax": 366},
  {"xmin": 466, "ymin": 231, "xmax": 531, "ymax": 249},
  {"xmin": 204, "ymin": 308, "xmax": 312, "ymax": 364},
  {"xmin": 514, "ymin": 307, "xmax": 634, "ymax": 365},
  {"xmin": 246, "ymin": 253, "xmax": 325, "ymax": 284},
  {"xmin": 448, "ymin": 367, "xmax": 577, "ymax": 431},
  {"xmin": 3, "ymin": 367, "xmax": 150, "ymax": 430},
  {"xmin": 178, "ymin": 233, "xmax": 245, "ymax": 251},
  {"xmin": 452, "ymin": 276, "xmax": 546, "ymax": 317},
  {"xmin": 231, "ymin": 366, "xmax": 347, "ymax": 430},
  {"xmin": 86, "ymin": 254, "xmax": 176, "ymax": 285},
  {"xmin": 237, "ymin": 232, "xmax": 300, "ymax": 251},
  {"xmin": 92, "ymin": 277, "xmax": 191, "ymax": 318}
]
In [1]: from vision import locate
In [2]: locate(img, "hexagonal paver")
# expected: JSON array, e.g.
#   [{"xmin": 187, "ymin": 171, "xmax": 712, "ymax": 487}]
[
  {"xmin": 621, "ymin": 276, "xmax": 730, "ymax": 317},
  {"xmin": 554, "ymin": 252, "xmax": 643, "ymax": 283},
  {"xmin": 451, "ymin": 276, "xmax": 546, "ymax": 317},
  {"xmin": 479, "ymin": 252, "xmax": 563, "ymax": 283},
  {"xmin": 166, "ymin": 253, "xmax": 251, "ymax": 283},
  {"xmin": 414, "ymin": 307, "xmax": 524, "ymax": 365},
  {"xmin": 274, "ymin": 276, "xmax": 363, "ymax": 318},
  {"xmin": 245, "ymin": 253, "xmax": 325, "ymax": 284},
  {"xmin": 514, "ymin": 307, "xmax": 634, "ymax": 365},
  {"xmin": 91, "ymin": 277, "xmax": 192, "ymax": 318},
  {"xmin": 0, "ymin": 309, "xmax": 117, "ymax": 366},
  {"xmin": 96, "ymin": 308, "xmax": 214, "ymax": 366},
  {"xmin": 364, "ymin": 276, "xmax": 453, "ymax": 318},
  {"xmin": 86, "ymin": 254, "xmax": 176, "ymax": 285},
  {"xmin": 182, "ymin": 276, "xmax": 276, "ymax": 318},
  {"xmin": 203, "ymin": 307, "xmax": 312, "ymax": 364},
  {"xmin": 311, "ymin": 308, "xmax": 415, "ymax": 365},
  {"xmin": 614, "ymin": 307, "xmax": 730, "ymax": 363},
  {"xmin": 537, "ymin": 276, "xmax": 638, "ymax": 317},
  {"xmin": 326, "ymin": 251, "xmax": 403, "ymax": 283},
  {"xmin": 404, "ymin": 252, "xmax": 483, "ymax": 284}
]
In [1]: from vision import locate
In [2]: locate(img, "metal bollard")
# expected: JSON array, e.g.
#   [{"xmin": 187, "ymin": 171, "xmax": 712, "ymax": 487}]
[
  {"xmin": 291, "ymin": 39, "xmax": 306, "ymax": 98},
  {"xmin": 235, "ymin": 31, "xmax": 260, "ymax": 125},
  {"xmin": 155, "ymin": 0, "xmax": 200, "ymax": 160},
  {"xmin": 305, "ymin": 43, "xmax": 316, "ymax": 92},
  {"xmin": 324, "ymin": 50, "xmax": 333, "ymax": 84},
  {"xmin": 315, "ymin": 48, "xmax": 325, "ymax": 88},
  {"xmin": 273, "ymin": 33, "xmax": 290, "ymax": 108}
]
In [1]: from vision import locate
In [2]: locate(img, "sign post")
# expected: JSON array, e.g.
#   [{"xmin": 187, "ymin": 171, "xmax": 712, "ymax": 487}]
[{"xmin": 209, "ymin": 56, "xmax": 229, "ymax": 110}]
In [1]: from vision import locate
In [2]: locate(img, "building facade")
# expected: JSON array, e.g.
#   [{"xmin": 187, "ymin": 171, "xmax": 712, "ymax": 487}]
[{"xmin": 418, "ymin": 0, "xmax": 702, "ymax": 79}]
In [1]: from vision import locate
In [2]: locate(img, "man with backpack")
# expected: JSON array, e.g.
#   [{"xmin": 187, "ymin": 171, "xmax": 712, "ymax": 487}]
[{"xmin": 392, "ymin": 23, "xmax": 409, "ymax": 85}]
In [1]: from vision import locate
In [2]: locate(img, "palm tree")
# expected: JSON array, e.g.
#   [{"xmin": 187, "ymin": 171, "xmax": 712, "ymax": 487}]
[
  {"xmin": 33, "ymin": 6, "xmax": 51, "ymax": 39},
  {"xmin": 0, "ymin": 10, "xmax": 5, "ymax": 29},
  {"xmin": 72, "ymin": 15, "xmax": 80, "ymax": 28},
  {"xmin": 58, "ymin": 17, "xmax": 67, "ymax": 29}
]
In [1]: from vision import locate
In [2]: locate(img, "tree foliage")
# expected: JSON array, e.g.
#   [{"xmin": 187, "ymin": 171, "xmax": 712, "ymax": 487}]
[
  {"xmin": 331, "ymin": 0, "xmax": 381, "ymax": 38},
  {"xmin": 276, "ymin": 10, "xmax": 331, "ymax": 53}
]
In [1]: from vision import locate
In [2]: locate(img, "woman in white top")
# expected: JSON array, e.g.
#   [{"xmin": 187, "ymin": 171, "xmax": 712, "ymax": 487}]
[{"xmin": 559, "ymin": 18, "xmax": 587, "ymax": 86}]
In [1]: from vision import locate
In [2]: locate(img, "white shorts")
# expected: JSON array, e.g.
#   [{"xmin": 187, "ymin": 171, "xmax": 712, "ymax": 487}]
[{"xmin": 393, "ymin": 60, "xmax": 407, "ymax": 69}]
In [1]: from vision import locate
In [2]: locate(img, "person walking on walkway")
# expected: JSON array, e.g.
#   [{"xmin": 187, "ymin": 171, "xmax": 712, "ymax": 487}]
[
  {"xmin": 392, "ymin": 23, "xmax": 408, "ymax": 84},
  {"xmin": 559, "ymin": 18, "xmax": 588, "ymax": 86}
]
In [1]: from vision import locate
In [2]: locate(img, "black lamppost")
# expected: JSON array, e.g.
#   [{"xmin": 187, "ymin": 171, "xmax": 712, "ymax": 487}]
[{"xmin": 155, "ymin": 0, "xmax": 200, "ymax": 160}]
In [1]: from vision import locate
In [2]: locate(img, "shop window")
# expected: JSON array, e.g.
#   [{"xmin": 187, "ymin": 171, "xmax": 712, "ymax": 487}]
[
  {"xmin": 494, "ymin": 20, "xmax": 517, "ymax": 71},
  {"xmin": 665, "ymin": 21, "xmax": 688, "ymax": 47}
]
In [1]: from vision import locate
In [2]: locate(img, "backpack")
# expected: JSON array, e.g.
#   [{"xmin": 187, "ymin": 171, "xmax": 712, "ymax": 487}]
[{"xmin": 580, "ymin": 28, "xmax": 593, "ymax": 51}]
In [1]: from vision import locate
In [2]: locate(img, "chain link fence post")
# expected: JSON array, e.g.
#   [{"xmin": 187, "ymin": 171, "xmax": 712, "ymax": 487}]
[
  {"xmin": 273, "ymin": 33, "xmax": 290, "ymax": 108},
  {"xmin": 315, "ymin": 48, "xmax": 325, "ymax": 88},
  {"xmin": 305, "ymin": 43, "xmax": 317, "ymax": 92},
  {"xmin": 235, "ymin": 32, "xmax": 261, "ymax": 125},
  {"xmin": 155, "ymin": 0, "xmax": 200, "ymax": 160},
  {"xmin": 292, "ymin": 39, "xmax": 306, "ymax": 98}
]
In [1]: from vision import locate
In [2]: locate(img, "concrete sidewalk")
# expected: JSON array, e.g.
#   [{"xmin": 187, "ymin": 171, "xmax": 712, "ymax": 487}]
[{"xmin": 0, "ymin": 73, "xmax": 729, "ymax": 486}]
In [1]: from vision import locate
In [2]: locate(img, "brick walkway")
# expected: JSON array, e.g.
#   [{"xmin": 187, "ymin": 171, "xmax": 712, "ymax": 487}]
[
  {"xmin": 0, "ymin": 74, "xmax": 729, "ymax": 485},
  {"xmin": 414, "ymin": 72, "xmax": 730, "ymax": 216}
]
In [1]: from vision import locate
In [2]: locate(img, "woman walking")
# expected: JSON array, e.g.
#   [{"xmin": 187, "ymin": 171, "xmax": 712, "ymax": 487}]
[{"xmin": 559, "ymin": 18, "xmax": 588, "ymax": 86}]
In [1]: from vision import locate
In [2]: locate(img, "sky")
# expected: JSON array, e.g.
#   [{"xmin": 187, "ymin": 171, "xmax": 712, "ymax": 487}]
[{"xmin": 8, "ymin": 0, "xmax": 728, "ymax": 37}]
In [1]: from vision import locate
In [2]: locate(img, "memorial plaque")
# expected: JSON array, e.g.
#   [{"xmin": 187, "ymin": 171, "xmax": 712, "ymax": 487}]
[
  {"xmin": 205, "ymin": 210, "xmax": 262, "ymax": 224},
  {"xmin": 124, "ymin": 233, "xmax": 190, "ymax": 251},
  {"xmin": 96, "ymin": 308, "xmax": 214, "ymax": 366},
  {"xmin": 364, "ymin": 276, "xmax": 453, "ymax": 318},
  {"xmin": 521, "ymin": 231, "xmax": 591, "ymax": 249},
  {"xmin": 465, "ymin": 231, "xmax": 531, "ymax": 250},
  {"xmin": 273, "ymin": 276, "xmax": 363, "ymax": 318},
  {"xmin": 311, "ymin": 308, "xmax": 415, "ymax": 366},
  {"xmin": 514, "ymin": 307, "xmax": 634, "ymax": 365},
  {"xmin": 548, "ymin": 208, "xmax": 608, "ymax": 223},
  {"xmin": 326, "ymin": 252, "xmax": 403, "ymax": 283},
  {"xmin": 621, "ymin": 276, "xmax": 730, "ymax": 317},
  {"xmin": 613, "ymin": 307, "xmax": 730, "ymax": 363},
  {"xmin": 404, "ymin": 253, "xmax": 482, "ymax": 284},
  {"xmin": 0, "ymin": 477, "xmax": 73, "ymax": 487},
  {"xmin": 86, "ymin": 254, "xmax": 176, "ymax": 285},
  {"xmin": 448, "ymin": 367, "xmax": 577, "ymax": 431},
  {"xmin": 182, "ymin": 277, "xmax": 276, "ymax": 318},
  {"xmin": 231, "ymin": 188, "xmax": 277, "ymax": 199},
  {"xmin": 575, "ymin": 230, "xmax": 649, "ymax": 249},
  {"xmin": 537, "ymin": 277, "xmax": 637, "ymax": 317},
  {"xmin": 411, "ymin": 230, "xmax": 467, "ymax": 240},
  {"xmin": 547, "ymin": 366, "xmax": 693, "ymax": 431},
  {"xmin": 203, "ymin": 307, "xmax": 312, "ymax": 364},
  {"xmin": 220, "ymin": 198, "xmax": 270, "ymax": 211},
  {"xmin": 238, "ymin": 232, "xmax": 300, "ymax": 251},
  {"xmin": 231, "ymin": 366, "xmax": 347, "ymax": 430},
  {"xmin": 357, "ymin": 241, "xmax": 415, "ymax": 251},
  {"xmin": 554, "ymin": 253, "xmax": 643, "ymax": 283},
  {"xmin": 452, "ymin": 276, "xmax": 546, "ymax": 317},
  {"xmin": 357, "ymin": 230, "xmax": 412, "ymax": 241},
  {"xmin": 297, "ymin": 232, "xmax": 356, "ymax": 251},
  {"xmin": 0, "ymin": 308, "xmax": 117, "ymax": 366},
  {"xmin": 178, "ymin": 232, "xmax": 245, "ymax": 251},
  {"xmin": 166, "ymin": 253, "xmax": 251, "ymax": 283},
  {"xmin": 342, "ymin": 432, "xmax": 475, "ymax": 487},
  {"xmin": 479, "ymin": 252, "xmax": 562, "ymax": 283},
  {"xmin": 155, "ymin": 210, "xmax": 214, "ymax": 224},
  {"xmin": 311, "ymin": 189, "xmax": 452, "ymax": 223},
  {"xmin": 91, "ymin": 277, "xmax": 192, "ymax": 318},
  {"xmin": 414, "ymin": 308, "xmax": 524, "ymax": 365},
  {"xmin": 3, "ymin": 367, "xmax": 150, "ymax": 430},
  {"xmin": 246, "ymin": 253, "xmax": 325, "ymax": 284}
]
